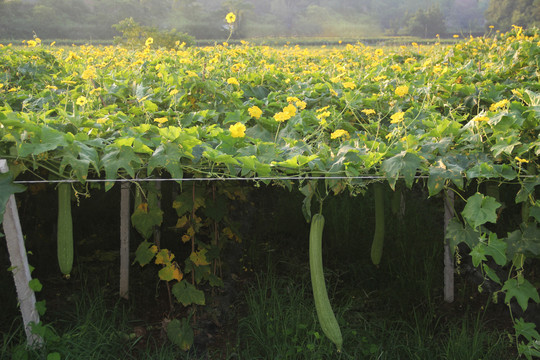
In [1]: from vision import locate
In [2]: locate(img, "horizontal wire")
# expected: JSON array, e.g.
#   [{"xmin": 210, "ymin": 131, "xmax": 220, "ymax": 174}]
[
  {"xmin": 13, "ymin": 175, "xmax": 393, "ymax": 184},
  {"xmin": 11, "ymin": 174, "xmax": 535, "ymax": 184}
]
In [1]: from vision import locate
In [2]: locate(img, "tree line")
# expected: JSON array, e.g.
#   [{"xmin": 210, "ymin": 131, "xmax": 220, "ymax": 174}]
[{"xmin": 0, "ymin": 0, "xmax": 538, "ymax": 41}]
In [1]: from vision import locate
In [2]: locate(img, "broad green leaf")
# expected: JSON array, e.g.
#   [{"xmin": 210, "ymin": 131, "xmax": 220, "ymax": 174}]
[
  {"xmin": 482, "ymin": 264, "xmax": 501, "ymax": 285},
  {"xmin": 102, "ymin": 146, "xmax": 141, "ymax": 190},
  {"xmin": 514, "ymin": 318, "xmax": 540, "ymax": 343},
  {"xmin": 147, "ymin": 143, "xmax": 184, "ymax": 180},
  {"xmin": 0, "ymin": 171, "xmax": 26, "ymax": 225},
  {"xmin": 506, "ymin": 227, "xmax": 540, "ymax": 258},
  {"xmin": 381, "ymin": 151, "xmax": 422, "ymax": 189},
  {"xmin": 470, "ymin": 243, "xmax": 487, "ymax": 267},
  {"xmin": 515, "ymin": 176, "xmax": 540, "ymax": 203},
  {"xmin": 461, "ymin": 193, "xmax": 501, "ymax": 229},
  {"xmin": 445, "ymin": 218, "xmax": 481, "ymax": 251},
  {"xmin": 484, "ymin": 232, "xmax": 507, "ymax": 266},
  {"xmin": 158, "ymin": 265, "xmax": 175, "ymax": 281},
  {"xmin": 166, "ymin": 318, "xmax": 193, "ymax": 351},
  {"xmin": 502, "ymin": 278, "xmax": 540, "ymax": 312},
  {"xmin": 133, "ymin": 241, "xmax": 156, "ymax": 266},
  {"xmin": 530, "ymin": 201, "xmax": 540, "ymax": 222},
  {"xmin": 171, "ymin": 280, "xmax": 205, "ymax": 306},
  {"xmin": 189, "ymin": 249, "xmax": 211, "ymax": 266}
]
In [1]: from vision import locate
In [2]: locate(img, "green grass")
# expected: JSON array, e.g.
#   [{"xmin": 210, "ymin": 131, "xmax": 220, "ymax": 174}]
[{"xmin": 232, "ymin": 268, "xmax": 514, "ymax": 360}]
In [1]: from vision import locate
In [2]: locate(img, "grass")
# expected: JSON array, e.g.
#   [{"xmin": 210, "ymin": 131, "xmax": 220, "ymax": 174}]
[{"xmin": 0, "ymin": 264, "xmax": 516, "ymax": 360}]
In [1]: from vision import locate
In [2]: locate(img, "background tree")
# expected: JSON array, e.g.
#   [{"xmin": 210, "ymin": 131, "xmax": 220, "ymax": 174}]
[
  {"xmin": 485, "ymin": 0, "xmax": 540, "ymax": 31},
  {"xmin": 403, "ymin": 6, "xmax": 447, "ymax": 38}
]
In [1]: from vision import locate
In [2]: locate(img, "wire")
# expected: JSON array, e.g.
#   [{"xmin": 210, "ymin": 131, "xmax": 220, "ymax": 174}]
[{"xmin": 11, "ymin": 174, "xmax": 535, "ymax": 184}]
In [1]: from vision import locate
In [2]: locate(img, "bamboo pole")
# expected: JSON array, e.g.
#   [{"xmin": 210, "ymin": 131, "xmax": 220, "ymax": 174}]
[
  {"xmin": 119, "ymin": 182, "xmax": 130, "ymax": 299},
  {"xmin": 443, "ymin": 188, "xmax": 455, "ymax": 303},
  {"xmin": 0, "ymin": 159, "xmax": 42, "ymax": 346}
]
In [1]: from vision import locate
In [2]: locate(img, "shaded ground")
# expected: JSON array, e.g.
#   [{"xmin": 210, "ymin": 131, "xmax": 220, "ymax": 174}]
[{"xmin": 0, "ymin": 181, "xmax": 528, "ymax": 358}]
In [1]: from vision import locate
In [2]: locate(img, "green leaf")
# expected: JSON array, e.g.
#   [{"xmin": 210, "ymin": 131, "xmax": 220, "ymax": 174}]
[
  {"xmin": 482, "ymin": 264, "xmax": 501, "ymax": 285},
  {"xmin": 461, "ymin": 193, "xmax": 501, "ymax": 229},
  {"xmin": 158, "ymin": 265, "xmax": 175, "ymax": 281},
  {"xmin": 514, "ymin": 318, "xmax": 540, "ymax": 343},
  {"xmin": 147, "ymin": 143, "xmax": 184, "ymax": 180},
  {"xmin": 131, "ymin": 186, "xmax": 163, "ymax": 239},
  {"xmin": 133, "ymin": 241, "xmax": 156, "ymax": 266},
  {"xmin": 46, "ymin": 352, "xmax": 61, "ymax": 360},
  {"xmin": 502, "ymin": 278, "xmax": 540, "ymax": 312},
  {"xmin": 506, "ymin": 225, "xmax": 540, "ymax": 258},
  {"xmin": 0, "ymin": 171, "xmax": 26, "ymax": 225},
  {"xmin": 381, "ymin": 151, "xmax": 422, "ymax": 189},
  {"xmin": 166, "ymin": 318, "xmax": 193, "ymax": 351},
  {"xmin": 470, "ymin": 241, "xmax": 487, "ymax": 267},
  {"xmin": 35, "ymin": 300, "xmax": 47, "ymax": 316},
  {"xmin": 171, "ymin": 280, "xmax": 205, "ymax": 306},
  {"xmin": 28, "ymin": 278, "xmax": 43, "ymax": 292},
  {"xmin": 531, "ymin": 201, "xmax": 540, "ymax": 223},
  {"xmin": 445, "ymin": 218, "xmax": 481, "ymax": 251},
  {"xmin": 102, "ymin": 146, "xmax": 142, "ymax": 190},
  {"xmin": 484, "ymin": 232, "xmax": 507, "ymax": 266}
]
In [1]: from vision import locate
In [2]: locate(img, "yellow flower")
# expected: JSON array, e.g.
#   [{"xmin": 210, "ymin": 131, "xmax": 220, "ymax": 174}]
[
  {"xmin": 375, "ymin": 48, "xmax": 384, "ymax": 56},
  {"xmin": 453, "ymin": 34, "xmax": 460, "ymax": 38},
  {"xmin": 248, "ymin": 105, "xmax": 263, "ymax": 119},
  {"xmin": 226, "ymin": 12, "xmax": 236, "ymax": 24},
  {"xmin": 317, "ymin": 111, "xmax": 331, "ymax": 125},
  {"xmin": 81, "ymin": 66, "xmax": 96, "ymax": 80},
  {"xmin": 473, "ymin": 115, "xmax": 489, "ymax": 122},
  {"xmin": 342, "ymin": 81, "xmax": 356, "ymax": 89},
  {"xmin": 227, "ymin": 77, "xmax": 239, "ymax": 86},
  {"xmin": 330, "ymin": 129, "xmax": 350, "ymax": 139},
  {"xmin": 295, "ymin": 100, "xmax": 307, "ymax": 110},
  {"xmin": 489, "ymin": 99, "xmax": 509, "ymax": 111},
  {"xmin": 390, "ymin": 64, "xmax": 402, "ymax": 72},
  {"xmin": 330, "ymin": 89, "xmax": 338, "ymax": 96},
  {"xmin": 154, "ymin": 117, "xmax": 168, "ymax": 125},
  {"xmin": 283, "ymin": 104, "xmax": 297, "ymax": 117},
  {"xmin": 229, "ymin": 122, "xmax": 246, "ymax": 138},
  {"xmin": 515, "ymin": 156, "xmax": 529, "ymax": 163},
  {"xmin": 66, "ymin": 51, "xmax": 79, "ymax": 62},
  {"xmin": 145, "ymin": 37, "xmax": 154, "ymax": 47},
  {"xmin": 395, "ymin": 85, "xmax": 409, "ymax": 97},
  {"xmin": 89, "ymin": 87, "xmax": 102, "ymax": 95},
  {"xmin": 96, "ymin": 118, "xmax": 107, "ymax": 124},
  {"xmin": 390, "ymin": 112, "xmax": 405, "ymax": 124},
  {"xmin": 27, "ymin": 40, "xmax": 37, "ymax": 47},
  {"xmin": 76, "ymin": 96, "xmax": 87, "ymax": 106},
  {"xmin": 362, "ymin": 109, "xmax": 376, "ymax": 115},
  {"xmin": 274, "ymin": 112, "xmax": 291, "ymax": 122},
  {"xmin": 169, "ymin": 89, "xmax": 179, "ymax": 96},
  {"xmin": 287, "ymin": 96, "xmax": 299, "ymax": 103}
]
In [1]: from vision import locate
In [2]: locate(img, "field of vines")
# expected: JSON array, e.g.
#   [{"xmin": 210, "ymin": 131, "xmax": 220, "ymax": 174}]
[{"xmin": 1, "ymin": 25, "xmax": 539, "ymax": 358}]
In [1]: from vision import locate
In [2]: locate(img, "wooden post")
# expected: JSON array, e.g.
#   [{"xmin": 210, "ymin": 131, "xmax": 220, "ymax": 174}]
[
  {"xmin": 119, "ymin": 182, "xmax": 130, "ymax": 300},
  {"xmin": 443, "ymin": 188, "xmax": 455, "ymax": 303},
  {"xmin": 0, "ymin": 160, "xmax": 42, "ymax": 345}
]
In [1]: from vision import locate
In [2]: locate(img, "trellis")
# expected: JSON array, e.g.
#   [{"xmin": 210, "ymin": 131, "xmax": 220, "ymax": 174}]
[{"xmin": 3, "ymin": 162, "xmax": 461, "ymax": 345}]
